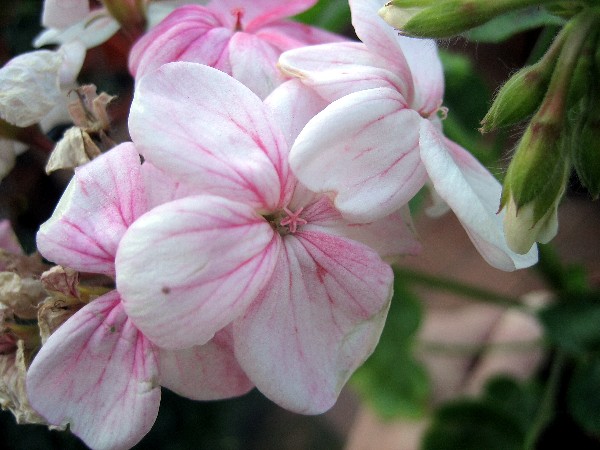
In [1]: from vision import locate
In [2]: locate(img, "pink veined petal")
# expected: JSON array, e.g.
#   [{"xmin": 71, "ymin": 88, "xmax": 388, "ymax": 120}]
[
  {"xmin": 159, "ymin": 327, "xmax": 254, "ymax": 400},
  {"xmin": 228, "ymin": 32, "xmax": 287, "ymax": 99},
  {"xmin": 26, "ymin": 292, "xmax": 160, "ymax": 450},
  {"xmin": 128, "ymin": 5, "xmax": 229, "ymax": 79},
  {"xmin": 256, "ymin": 20, "xmax": 346, "ymax": 51},
  {"xmin": 301, "ymin": 196, "xmax": 422, "ymax": 261},
  {"xmin": 37, "ymin": 143, "xmax": 146, "ymax": 275},
  {"xmin": 234, "ymin": 231, "xmax": 393, "ymax": 414},
  {"xmin": 419, "ymin": 120, "xmax": 538, "ymax": 271},
  {"xmin": 42, "ymin": 0, "xmax": 90, "ymax": 29},
  {"xmin": 279, "ymin": 42, "xmax": 411, "ymax": 103},
  {"xmin": 129, "ymin": 62, "xmax": 292, "ymax": 211},
  {"xmin": 395, "ymin": 37, "xmax": 444, "ymax": 116},
  {"xmin": 116, "ymin": 195, "xmax": 280, "ymax": 350},
  {"xmin": 290, "ymin": 87, "xmax": 427, "ymax": 223},
  {"xmin": 0, "ymin": 220, "xmax": 22, "ymax": 255},
  {"xmin": 264, "ymin": 79, "xmax": 328, "ymax": 147},
  {"xmin": 349, "ymin": 0, "xmax": 415, "ymax": 103},
  {"xmin": 207, "ymin": 0, "xmax": 317, "ymax": 31}
]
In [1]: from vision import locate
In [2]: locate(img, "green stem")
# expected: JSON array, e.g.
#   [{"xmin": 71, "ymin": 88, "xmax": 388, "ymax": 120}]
[
  {"xmin": 523, "ymin": 351, "xmax": 566, "ymax": 449},
  {"xmin": 393, "ymin": 267, "xmax": 528, "ymax": 310}
]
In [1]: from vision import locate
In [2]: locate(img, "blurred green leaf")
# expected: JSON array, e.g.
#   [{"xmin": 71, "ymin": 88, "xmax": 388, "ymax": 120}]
[
  {"xmin": 294, "ymin": 0, "xmax": 351, "ymax": 34},
  {"xmin": 423, "ymin": 377, "xmax": 542, "ymax": 450},
  {"xmin": 568, "ymin": 357, "xmax": 600, "ymax": 436},
  {"xmin": 463, "ymin": 7, "xmax": 565, "ymax": 43},
  {"xmin": 351, "ymin": 275, "xmax": 430, "ymax": 419},
  {"xmin": 538, "ymin": 292, "xmax": 600, "ymax": 355}
]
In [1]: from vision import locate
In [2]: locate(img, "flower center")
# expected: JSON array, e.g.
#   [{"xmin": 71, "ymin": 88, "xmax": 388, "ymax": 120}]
[
  {"xmin": 231, "ymin": 8, "xmax": 244, "ymax": 31},
  {"xmin": 265, "ymin": 207, "xmax": 307, "ymax": 236}
]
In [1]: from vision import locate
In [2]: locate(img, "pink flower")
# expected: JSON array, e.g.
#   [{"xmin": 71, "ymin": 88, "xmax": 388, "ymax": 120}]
[
  {"xmin": 279, "ymin": 0, "xmax": 538, "ymax": 271},
  {"xmin": 128, "ymin": 0, "xmax": 343, "ymax": 98},
  {"xmin": 28, "ymin": 144, "xmax": 252, "ymax": 450},
  {"xmin": 115, "ymin": 62, "xmax": 420, "ymax": 413}
]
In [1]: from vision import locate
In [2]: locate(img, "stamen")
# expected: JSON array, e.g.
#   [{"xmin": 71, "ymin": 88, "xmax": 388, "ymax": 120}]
[
  {"xmin": 231, "ymin": 8, "xmax": 244, "ymax": 31},
  {"xmin": 279, "ymin": 207, "xmax": 307, "ymax": 234}
]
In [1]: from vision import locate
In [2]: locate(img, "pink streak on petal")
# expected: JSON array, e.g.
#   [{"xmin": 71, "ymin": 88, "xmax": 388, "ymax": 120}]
[
  {"xmin": 419, "ymin": 121, "xmax": 538, "ymax": 270},
  {"xmin": 279, "ymin": 42, "xmax": 411, "ymax": 103},
  {"xmin": 159, "ymin": 326, "xmax": 253, "ymax": 400},
  {"xmin": 301, "ymin": 196, "xmax": 421, "ymax": 260},
  {"xmin": 129, "ymin": 62, "xmax": 292, "ymax": 210},
  {"xmin": 129, "ymin": 5, "xmax": 230, "ymax": 79},
  {"xmin": 141, "ymin": 161, "xmax": 202, "ymax": 209},
  {"xmin": 26, "ymin": 292, "xmax": 160, "ymax": 450},
  {"xmin": 116, "ymin": 195, "xmax": 280, "ymax": 350},
  {"xmin": 37, "ymin": 143, "xmax": 146, "ymax": 275},
  {"xmin": 234, "ymin": 232, "xmax": 392, "ymax": 414},
  {"xmin": 290, "ymin": 87, "xmax": 427, "ymax": 222}
]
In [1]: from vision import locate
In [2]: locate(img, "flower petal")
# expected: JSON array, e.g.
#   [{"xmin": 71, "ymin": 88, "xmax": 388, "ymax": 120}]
[
  {"xmin": 0, "ymin": 220, "xmax": 22, "ymax": 255},
  {"xmin": 41, "ymin": 0, "xmax": 90, "ymax": 29},
  {"xmin": 208, "ymin": 0, "xmax": 317, "ymax": 31},
  {"xmin": 234, "ymin": 231, "xmax": 392, "ymax": 413},
  {"xmin": 159, "ymin": 327, "xmax": 253, "ymax": 400},
  {"xmin": 26, "ymin": 292, "xmax": 160, "ymax": 450},
  {"xmin": 349, "ymin": 0, "xmax": 414, "ymax": 97},
  {"xmin": 302, "ymin": 196, "xmax": 421, "ymax": 261},
  {"xmin": 228, "ymin": 32, "xmax": 286, "ymax": 99},
  {"xmin": 257, "ymin": 20, "xmax": 345, "ymax": 51},
  {"xmin": 37, "ymin": 143, "xmax": 146, "ymax": 275},
  {"xmin": 290, "ymin": 87, "xmax": 426, "ymax": 222},
  {"xmin": 264, "ymin": 79, "xmax": 328, "ymax": 147},
  {"xmin": 116, "ymin": 195, "xmax": 279, "ymax": 349},
  {"xmin": 128, "ymin": 5, "xmax": 229, "ymax": 79},
  {"xmin": 129, "ymin": 62, "xmax": 292, "ymax": 210},
  {"xmin": 419, "ymin": 120, "xmax": 538, "ymax": 270},
  {"xmin": 279, "ymin": 42, "xmax": 410, "ymax": 102}
]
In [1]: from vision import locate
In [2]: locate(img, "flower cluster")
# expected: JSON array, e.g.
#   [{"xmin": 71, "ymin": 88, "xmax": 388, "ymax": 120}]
[{"xmin": 0, "ymin": 0, "xmax": 538, "ymax": 449}]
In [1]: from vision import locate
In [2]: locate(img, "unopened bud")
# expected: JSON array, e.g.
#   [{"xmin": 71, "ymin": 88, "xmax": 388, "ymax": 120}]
[
  {"xmin": 500, "ymin": 121, "xmax": 570, "ymax": 254},
  {"xmin": 481, "ymin": 26, "xmax": 568, "ymax": 132},
  {"xmin": 380, "ymin": 0, "xmax": 551, "ymax": 38}
]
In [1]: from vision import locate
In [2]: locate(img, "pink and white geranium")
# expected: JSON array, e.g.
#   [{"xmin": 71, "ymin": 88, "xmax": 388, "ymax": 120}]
[
  {"xmin": 115, "ymin": 62, "xmax": 420, "ymax": 414},
  {"xmin": 279, "ymin": 0, "xmax": 538, "ymax": 271},
  {"xmin": 128, "ymin": 0, "xmax": 344, "ymax": 98},
  {"xmin": 28, "ymin": 144, "xmax": 252, "ymax": 450}
]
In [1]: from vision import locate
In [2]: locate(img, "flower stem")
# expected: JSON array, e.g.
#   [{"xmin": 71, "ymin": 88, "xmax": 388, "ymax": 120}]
[{"xmin": 393, "ymin": 267, "xmax": 527, "ymax": 310}]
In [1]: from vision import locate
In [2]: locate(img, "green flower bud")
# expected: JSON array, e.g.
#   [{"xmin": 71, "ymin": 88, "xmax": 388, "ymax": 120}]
[
  {"xmin": 501, "ymin": 122, "xmax": 570, "ymax": 253},
  {"xmin": 379, "ymin": 0, "xmax": 556, "ymax": 38},
  {"xmin": 481, "ymin": 26, "xmax": 568, "ymax": 133}
]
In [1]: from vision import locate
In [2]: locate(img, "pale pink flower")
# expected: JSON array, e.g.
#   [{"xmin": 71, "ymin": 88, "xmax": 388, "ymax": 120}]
[
  {"xmin": 29, "ymin": 144, "xmax": 252, "ymax": 450},
  {"xmin": 278, "ymin": 0, "xmax": 538, "ymax": 271},
  {"xmin": 115, "ymin": 62, "xmax": 420, "ymax": 413},
  {"xmin": 128, "ymin": 0, "xmax": 344, "ymax": 98}
]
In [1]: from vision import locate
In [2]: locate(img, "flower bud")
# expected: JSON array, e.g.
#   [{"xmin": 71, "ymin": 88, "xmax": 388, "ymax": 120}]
[
  {"xmin": 481, "ymin": 26, "xmax": 568, "ymax": 132},
  {"xmin": 379, "ymin": 0, "xmax": 552, "ymax": 38}
]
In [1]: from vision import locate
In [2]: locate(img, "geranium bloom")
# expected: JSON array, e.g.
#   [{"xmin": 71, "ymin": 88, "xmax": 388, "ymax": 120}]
[
  {"xmin": 128, "ymin": 0, "xmax": 344, "ymax": 98},
  {"xmin": 116, "ymin": 62, "xmax": 420, "ymax": 413},
  {"xmin": 278, "ymin": 0, "xmax": 538, "ymax": 271},
  {"xmin": 28, "ymin": 144, "xmax": 252, "ymax": 450}
]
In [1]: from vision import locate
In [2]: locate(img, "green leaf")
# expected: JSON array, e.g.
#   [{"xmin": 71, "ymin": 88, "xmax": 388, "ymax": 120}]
[
  {"xmin": 568, "ymin": 357, "xmax": 600, "ymax": 436},
  {"xmin": 538, "ymin": 292, "xmax": 600, "ymax": 355},
  {"xmin": 464, "ymin": 7, "xmax": 565, "ymax": 43},
  {"xmin": 294, "ymin": 0, "xmax": 351, "ymax": 33},
  {"xmin": 423, "ymin": 377, "xmax": 542, "ymax": 450},
  {"xmin": 350, "ymin": 275, "xmax": 430, "ymax": 419}
]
